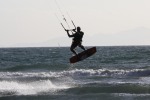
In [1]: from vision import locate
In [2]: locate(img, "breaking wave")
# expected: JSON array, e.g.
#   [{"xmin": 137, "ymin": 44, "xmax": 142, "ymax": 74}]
[
  {"xmin": 0, "ymin": 80, "xmax": 70, "ymax": 96},
  {"xmin": 0, "ymin": 68, "xmax": 150, "ymax": 79}
]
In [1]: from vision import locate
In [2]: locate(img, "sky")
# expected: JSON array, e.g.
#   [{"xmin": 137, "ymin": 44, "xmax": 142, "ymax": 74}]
[{"xmin": 0, "ymin": 0, "xmax": 150, "ymax": 47}]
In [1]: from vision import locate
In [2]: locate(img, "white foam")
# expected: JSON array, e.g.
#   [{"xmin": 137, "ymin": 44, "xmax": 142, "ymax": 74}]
[
  {"xmin": 0, "ymin": 72, "xmax": 63, "ymax": 79},
  {"xmin": 0, "ymin": 68, "xmax": 146, "ymax": 79},
  {"xmin": 0, "ymin": 80, "xmax": 70, "ymax": 95}
]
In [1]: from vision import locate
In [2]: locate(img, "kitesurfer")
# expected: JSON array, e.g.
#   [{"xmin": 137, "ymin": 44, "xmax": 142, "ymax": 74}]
[{"xmin": 65, "ymin": 27, "xmax": 86, "ymax": 55}]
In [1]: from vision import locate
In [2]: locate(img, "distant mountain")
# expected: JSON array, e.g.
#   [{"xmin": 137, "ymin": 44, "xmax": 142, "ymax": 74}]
[
  {"xmin": 10, "ymin": 27, "xmax": 150, "ymax": 47},
  {"xmin": 85, "ymin": 27, "xmax": 150, "ymax": 46}
]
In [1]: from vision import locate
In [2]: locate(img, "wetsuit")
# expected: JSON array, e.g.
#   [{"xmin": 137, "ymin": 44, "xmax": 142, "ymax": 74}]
[
  {"xmin": 71, "ymin": 31, "xmax": 84, "ymax": 47},
  {"xmin": 67, "ymin": 30, "xmax": 85, "ymax": 55}
]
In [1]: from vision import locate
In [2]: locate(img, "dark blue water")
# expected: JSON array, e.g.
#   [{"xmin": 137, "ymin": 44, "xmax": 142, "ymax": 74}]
[{"xmin": 0, "ymin": 46, "xmax": 150, "ymax": 100}]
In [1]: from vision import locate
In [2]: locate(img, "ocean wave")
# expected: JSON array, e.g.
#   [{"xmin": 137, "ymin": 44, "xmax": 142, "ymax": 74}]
[
  {"xmin": 0, "ymin": 69, "xmax": 150, "ymax": 97},
  {"xmin": 65, "ymin": 83, "xmax": 150, "ymax": 94},
  {"xmin": 0, "ymin": 80, "xmax": 70, "ymax": 96},
  {"xmin": 59, "ymin": 69, "xmax": 150, "ymax": 77},
  {"xmin": 0, "ymin": 79, "xmax": 150, "ymax": 97},
  {"xmin": 0, "ymin": 69, "xmax": 150, "ymax": 79}
]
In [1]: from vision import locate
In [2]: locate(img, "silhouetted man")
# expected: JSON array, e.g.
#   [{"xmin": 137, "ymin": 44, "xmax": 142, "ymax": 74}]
[{"xmin": 66, "ymin": 27, "xmax": 86, "ymax": 55}]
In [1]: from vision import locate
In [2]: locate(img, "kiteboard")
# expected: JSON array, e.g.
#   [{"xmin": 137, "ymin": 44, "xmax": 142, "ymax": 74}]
[{"xmin": 70, "ymin": 47, "xmax": 96, "ymax": 63}]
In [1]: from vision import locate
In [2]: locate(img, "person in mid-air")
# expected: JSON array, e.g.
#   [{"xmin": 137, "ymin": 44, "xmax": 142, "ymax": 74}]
[{"xmin": 65, "ymin": 26, "xmax": 86, "ymax": 55}]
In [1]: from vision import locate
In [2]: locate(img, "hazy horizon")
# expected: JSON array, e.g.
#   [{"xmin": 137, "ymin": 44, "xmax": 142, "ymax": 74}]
[{"xmin": 0, "ymin": 27, "xmax": 149, "ymax": 48}]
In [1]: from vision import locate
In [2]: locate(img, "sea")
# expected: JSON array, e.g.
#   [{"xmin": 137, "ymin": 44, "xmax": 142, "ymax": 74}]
[{"xmin": 0, "ymin": 46, "xmax": 150, "ymax": 100}]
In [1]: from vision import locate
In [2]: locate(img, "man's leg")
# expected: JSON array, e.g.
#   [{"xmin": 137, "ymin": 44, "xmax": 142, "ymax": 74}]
[
  {"xmin": 70, "ymin": 42, "xmax": 78, "ymax": 55},
  {"xmin": 70, "ymin": 47, "xmax": 77, "ymax": 55},
  {"xmin": 78, "ymin": 42, "xmax": 86, "ymax": 51}
]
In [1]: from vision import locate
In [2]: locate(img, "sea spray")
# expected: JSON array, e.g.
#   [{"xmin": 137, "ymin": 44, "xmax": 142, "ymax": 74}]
[{"xmin": 0, "ymin": 80, "xmax": 70, "ymax": 95}]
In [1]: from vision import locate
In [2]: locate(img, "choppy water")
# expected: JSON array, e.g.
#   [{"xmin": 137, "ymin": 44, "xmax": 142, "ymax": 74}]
[{"xmin": 0, "ymin": 46, "xmax": 150, "ymax": 100}]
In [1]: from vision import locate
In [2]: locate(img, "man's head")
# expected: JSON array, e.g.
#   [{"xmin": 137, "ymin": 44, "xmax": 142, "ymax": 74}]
[{"xmin": 77, "ymin": 27, "xmax": 81, "ymax": 32}]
